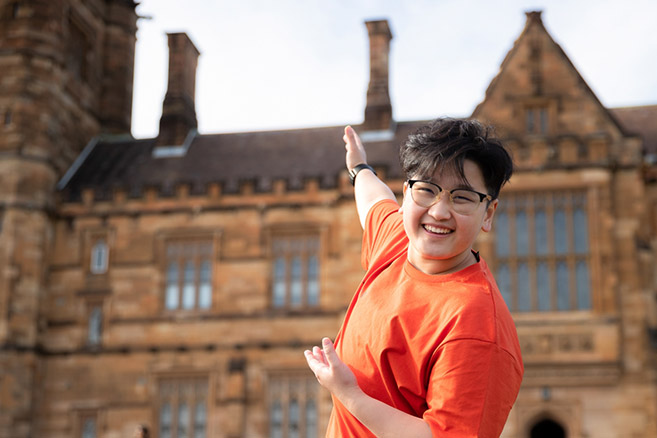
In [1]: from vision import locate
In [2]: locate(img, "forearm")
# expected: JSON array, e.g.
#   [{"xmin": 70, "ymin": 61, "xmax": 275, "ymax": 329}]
[
  {"xmin": 337, "ymin": 387, "xmax": 432, "ymax": 438},
  {"xmin": 305, "ymin": 338, "xmax": 430, "ymax": 437},
  {"xmin": 342, "ymin": 126, "xmax": 397, "ymax": 227},
  {"xmin": 353, "ymin": 168, "xmax": 396, "ymax": 228}
]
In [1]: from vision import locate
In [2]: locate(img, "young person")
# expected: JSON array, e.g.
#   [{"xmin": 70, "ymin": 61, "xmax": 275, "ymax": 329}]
[{"xmin": 304, "ymin": 118, "xmax": 523, "ymax": 437}]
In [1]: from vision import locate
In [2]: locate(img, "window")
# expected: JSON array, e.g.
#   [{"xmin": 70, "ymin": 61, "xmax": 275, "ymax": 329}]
[
  {"xmin": 90, "ymin": 239, "xmax": 108, "ymax": 274},
  {"xmin": 67, "ymin": 15, "xmax": 91, "ymax": 82},
  {"xmin": 526, "ymin": 106, "xmax": 548, "ymax": 134},
  {"xmin": 269, "ymin": 374, "xmax": 320, "ymax": 438},
  {"xmin": 158, "ymin": 378, "xmax": 208, "ymax": 438},
  {"xmin": 271, "ymin": 235, "xmax": 320, "ymax": 309},
  {"xmin": 80, "ymin": 415, "xmax": 97, "ymax": 438},
  {"xmin": 494, "ymin": 190, "xmax": 591, "ymax": 312},
  {"xmin": 165, "ymin": 241, "xmax": 213, "ymax": 311},
  {"xmin": 87, "ymin": 304, "xmax": 103, "ymax": 346}
]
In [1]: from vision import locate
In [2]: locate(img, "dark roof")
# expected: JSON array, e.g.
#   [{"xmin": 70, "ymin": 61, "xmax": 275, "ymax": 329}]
[
  {"xmin": 609, "ymin": 105, "xmax": 657, "ymax": 157},
  {"xmin": 58, "ymin": 122, "xmax": 427, "ymax": 201}
]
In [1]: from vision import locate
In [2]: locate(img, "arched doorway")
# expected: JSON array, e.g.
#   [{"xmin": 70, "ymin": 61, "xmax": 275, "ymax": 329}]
[{"xmin": 530, "ymin": 418, "xmax": 566, "ymax": 438}]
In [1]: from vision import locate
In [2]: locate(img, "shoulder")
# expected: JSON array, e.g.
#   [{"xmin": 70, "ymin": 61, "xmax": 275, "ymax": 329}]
[
  {"xmin": 433, "ymin": 263, "xmax": 506, "ymax": 344},
  {"xmin": 361, "ymin": 199, "xmax": 407, "ymax": 270},
  {"xmin": 364, "ymin": 199, "xmax": 402, "ymax": 229}
]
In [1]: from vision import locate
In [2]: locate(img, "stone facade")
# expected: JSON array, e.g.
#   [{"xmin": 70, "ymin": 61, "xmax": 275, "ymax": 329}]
[
  {"xmin": 1, "ymin": 4, "xmax": 656, "ymax": 438},
  {"xmin": 0, "ymin": 1, "xmax": 137, "ymax": 437}
]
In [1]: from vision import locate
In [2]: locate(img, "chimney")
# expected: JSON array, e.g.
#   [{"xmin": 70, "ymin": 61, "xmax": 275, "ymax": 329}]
[
  {"xmin": 157, "ymin": 32, "xmax": 200, "ymax": 146},
  {"xmin": 98, "ymin": 0, "xmax": 138, "ymax": 135},
  {"xmin": 363, "ymin": 20, "xmax": 393, "ymax": 131}
]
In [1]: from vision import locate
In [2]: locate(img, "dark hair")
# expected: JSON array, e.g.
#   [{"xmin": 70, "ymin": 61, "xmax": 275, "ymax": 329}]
[{"xmin": 399, "ymin": 118, "xmax": 513, "ymax": 199}]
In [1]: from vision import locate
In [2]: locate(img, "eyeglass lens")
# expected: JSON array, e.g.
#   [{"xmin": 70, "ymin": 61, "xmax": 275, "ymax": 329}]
[{"xmin": 410, "ymin": 181, "xmax": 483, "ymax": 214}]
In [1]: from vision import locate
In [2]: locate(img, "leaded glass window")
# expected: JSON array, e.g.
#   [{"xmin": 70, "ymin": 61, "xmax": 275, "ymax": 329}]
[{"xmin": 494, "ymin": 190, "xmax": 591, "ymax": 312}]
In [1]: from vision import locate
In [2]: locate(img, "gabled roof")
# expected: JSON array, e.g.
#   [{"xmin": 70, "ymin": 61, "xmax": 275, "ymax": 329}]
[
  {"xmin": 472, "ymin": 11, "xmax": 627, "ymax": 136},
  {"xmin": 57, "ymin": 122, "xmax": 427, "ymax": 202}
]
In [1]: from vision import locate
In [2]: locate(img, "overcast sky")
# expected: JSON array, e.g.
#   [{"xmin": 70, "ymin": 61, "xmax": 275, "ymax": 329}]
[{"xmin": 131, "ymin": 0, "xmax": 657, "ymax": 138}]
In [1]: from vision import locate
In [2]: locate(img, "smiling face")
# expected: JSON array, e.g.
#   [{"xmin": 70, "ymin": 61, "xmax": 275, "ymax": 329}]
[{"xmin": 400, "ymin": 159, "xmax": 498, "ymax": 275}]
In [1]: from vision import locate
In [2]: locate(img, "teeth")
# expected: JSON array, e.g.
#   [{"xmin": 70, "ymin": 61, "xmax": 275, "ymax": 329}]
[{"xmin": 424, "ymin": 224, "xmax": 451, "ymax": 234}]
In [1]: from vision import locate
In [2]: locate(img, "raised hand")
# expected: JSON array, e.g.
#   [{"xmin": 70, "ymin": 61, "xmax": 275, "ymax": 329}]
[
  {"xmin": 344, "ymin": 125, "xmax": 368, "ymax": 170},
  {"xmin": 304, "ymin": 337, "xmax": 360, "ymax": 402}
]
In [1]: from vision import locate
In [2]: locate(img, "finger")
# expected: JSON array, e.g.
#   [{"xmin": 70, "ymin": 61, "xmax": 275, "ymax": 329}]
[
  {"xmin": 305, "ymin": 346, "xmax": 320, "ymax": 362},
  {"xmin": 345, "ymin": 125, "xmax": 363, "ymax": 147},
  {"xmin": 322, "ymin": 337, "xmax": 342, "ymax": 368},
  {"xmin": 344, "ymin": 126, "xmax": 357, "ymax": 145},
  {"xmin": 304, "ymin": 350, "xmax": 322, "ymax": 372}
]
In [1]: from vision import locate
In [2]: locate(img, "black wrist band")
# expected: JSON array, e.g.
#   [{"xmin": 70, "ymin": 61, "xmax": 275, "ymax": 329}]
[{"xmin": 348, "ymin": 163, "xmax": 377, "ymax": 186}]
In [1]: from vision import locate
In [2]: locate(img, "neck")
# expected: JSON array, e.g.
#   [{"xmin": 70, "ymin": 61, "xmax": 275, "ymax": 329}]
[{"xmin": 409, "ymin": 250, "xmax": 477, "ymax": 275}]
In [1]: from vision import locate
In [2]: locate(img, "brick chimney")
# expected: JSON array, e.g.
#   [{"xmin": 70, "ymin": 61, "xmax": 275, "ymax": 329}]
[
  {"xmin": 157, "ymin": 32, "xmax": 199, "ymax": 146},
  {"xmin": 363, "ymin": 20, "xmax": 393, "ymax": 131}
]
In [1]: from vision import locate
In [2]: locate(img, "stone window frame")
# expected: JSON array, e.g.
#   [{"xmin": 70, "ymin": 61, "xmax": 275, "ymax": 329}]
[
  {"xmin": 155, "ymin": 229, "xmax": 221, "ymax": 314},
  {"xmin": 90, "ymin": 238, "xmax": 109, "ymax": 274},
  {"xmin": 267, "ymin": 371, "xmax": 323, "ymax": 438},
  {"xmin": 265, "ymin": 224, "xmax": 326, "ymax": 312},
  {"xmin": 518, "ymin": 97, "xmax": 555, "ymax": 137},
  {"xmin": 83, "ymin": 228, "xmax": 113, "ymax": 280},
  {"xmin": 491, "ymin": 185, "xmax": 601, "ymax": 314},
  {"xmin": 74, "ymin": 410, "xmax": 100, "ymax": 438},
  {"xmin": 155, "ymin": 374, "xmax": 210, "ymax": 438},
  {"xmin": 85, "ymin": 299, "xmax": 104, "ymax": 348},
  {"xmin": 525, "ymin": 106, "xmax": 548, "ymax": 135}
]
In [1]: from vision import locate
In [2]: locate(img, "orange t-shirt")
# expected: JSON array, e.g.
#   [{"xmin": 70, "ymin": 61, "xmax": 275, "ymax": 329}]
[{"xmin": 327, "ymin": 200, "xmax": 524, "ymax": 437}]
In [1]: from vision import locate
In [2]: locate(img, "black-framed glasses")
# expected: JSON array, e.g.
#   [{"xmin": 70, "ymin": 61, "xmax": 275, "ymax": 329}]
[{"xmin": 407, "ymin": 180, "xmax": 493, "ymax": 215}]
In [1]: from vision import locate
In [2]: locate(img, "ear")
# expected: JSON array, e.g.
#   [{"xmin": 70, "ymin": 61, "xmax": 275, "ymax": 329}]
[{"xmin": 481, "ymin": 198, "xmax": 498, "ymax": 232}]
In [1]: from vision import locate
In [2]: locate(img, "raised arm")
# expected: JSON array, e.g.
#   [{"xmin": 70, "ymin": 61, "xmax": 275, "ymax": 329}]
[{"xmin": 344, "ymin": 126, "xmax": 396, "ymax": 228}]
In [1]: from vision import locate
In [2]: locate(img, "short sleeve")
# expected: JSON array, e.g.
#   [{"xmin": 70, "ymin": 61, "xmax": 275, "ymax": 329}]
[
  {"xmin": 361, "ymin": 199, "xmax": 407, "ymax": 270},
  {"xmin": 423, "ymin": 340, "xmax": 522, "ymax": 438}
]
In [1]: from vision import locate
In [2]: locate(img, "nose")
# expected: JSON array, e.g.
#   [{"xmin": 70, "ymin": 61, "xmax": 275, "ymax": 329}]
[{"xmin": 426, "ymin": 192, "xmax": 452, "ymax": 219}]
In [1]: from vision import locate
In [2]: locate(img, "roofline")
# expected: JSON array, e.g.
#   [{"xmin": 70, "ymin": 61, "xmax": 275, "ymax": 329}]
[
  {"xmin": 472, "ymin": 11, "xmax": 629, "ymax": 136},
  {"xmin": 56, "ymin": 133, "xmax": 138, "ymax": 191},
  {"xmin": 56, "ymin": 136, "xmax": 100, "ymax": 191}
]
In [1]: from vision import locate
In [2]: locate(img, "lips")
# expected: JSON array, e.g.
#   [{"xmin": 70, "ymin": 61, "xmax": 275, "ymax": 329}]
[{"xmin": 423, "ymin": 224, "xmax": 453, "ymax": 234}]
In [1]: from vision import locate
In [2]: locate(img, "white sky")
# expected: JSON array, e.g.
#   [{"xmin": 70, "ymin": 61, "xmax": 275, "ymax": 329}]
[{"xmin": 131, "ymin": 0, "xmax": 657, "ymax": 138}]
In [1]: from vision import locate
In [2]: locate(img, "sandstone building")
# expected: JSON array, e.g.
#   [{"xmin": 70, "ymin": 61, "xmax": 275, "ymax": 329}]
[{"xmin": 1, "ymin": 1, "xmax": 656, "ymax": 437}]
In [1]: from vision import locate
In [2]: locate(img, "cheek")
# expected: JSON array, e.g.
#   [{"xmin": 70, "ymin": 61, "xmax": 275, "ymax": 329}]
[{"xmin": 401, "ymin": 199, "xmax": 419, "ymax": 234}]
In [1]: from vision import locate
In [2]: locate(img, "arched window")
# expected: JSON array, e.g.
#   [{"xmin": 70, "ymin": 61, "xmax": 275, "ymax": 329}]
[
  {"xmin": 90, "ymin": 239, "xmax": 108, "ymax": 274},
  {"xmin": 530, "ymin": 418, "xmax": 566, "ymax": 438}
]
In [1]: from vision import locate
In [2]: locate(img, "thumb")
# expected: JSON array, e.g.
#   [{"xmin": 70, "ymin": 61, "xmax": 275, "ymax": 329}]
[{"xmin": 322, "ymin": 337, "xmax": 341, "ymax": 367}]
